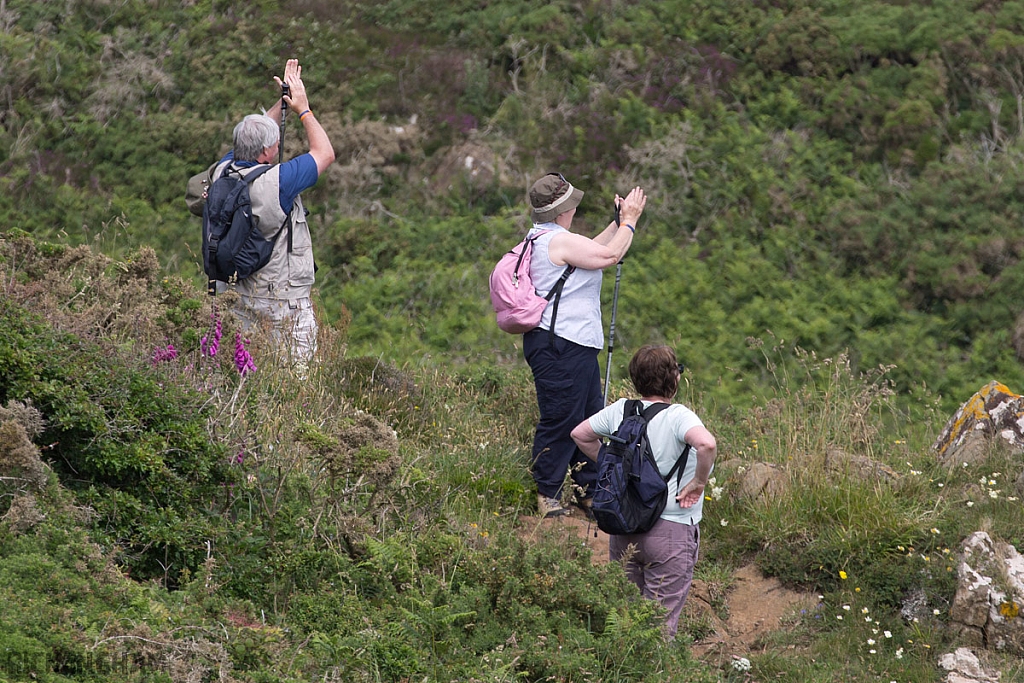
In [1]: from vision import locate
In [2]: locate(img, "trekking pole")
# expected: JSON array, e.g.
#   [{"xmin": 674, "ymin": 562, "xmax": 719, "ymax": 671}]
[
  {"xmin": 279, "ymin": 83, "xmax": 289, "ymax": 164},
  {"xmin": 604, "ymin": 202, "xmax": 624, "ymax": 404},
  {"xmin": 604, "ymin": 260, "xmax": 623, "ymax": 405}
]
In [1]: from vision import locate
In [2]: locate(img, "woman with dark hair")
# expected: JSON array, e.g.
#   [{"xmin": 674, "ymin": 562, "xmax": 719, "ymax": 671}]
[
  {"xmin": 523, "ymin": 172, "xmax": 647, "ymax": 518},
  {"xmin": 570, "ymin": 345, "xmax": 717, "ymax": 640}
]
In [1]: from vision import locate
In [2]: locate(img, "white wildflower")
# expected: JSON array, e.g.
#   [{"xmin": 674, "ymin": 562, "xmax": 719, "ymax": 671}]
[{"xmin": 731, "ymin": 657, "xmax": 751, "ymax": 672}]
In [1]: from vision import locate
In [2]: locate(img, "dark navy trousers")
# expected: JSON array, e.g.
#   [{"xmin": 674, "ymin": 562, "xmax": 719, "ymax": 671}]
[{"xmin": 523, "ymin": 328, "xmax": 603, "ymax": 499}]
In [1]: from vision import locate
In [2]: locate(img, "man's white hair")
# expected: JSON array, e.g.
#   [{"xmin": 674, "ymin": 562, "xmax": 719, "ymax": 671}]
[{"xmin": 232, "ymin": 114, "xmax": 279, "ymax": 161}]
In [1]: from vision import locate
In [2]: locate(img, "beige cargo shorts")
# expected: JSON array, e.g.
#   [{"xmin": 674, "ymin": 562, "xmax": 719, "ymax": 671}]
[{"xmin": 233, "ymin": 296, "xmax": 317, "ymax": 367}]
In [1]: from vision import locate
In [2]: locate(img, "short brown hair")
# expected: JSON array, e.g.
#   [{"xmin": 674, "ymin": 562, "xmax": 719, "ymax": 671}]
[{"xmin": 629, "ymin": 345, "xmax": 679, "ymax": 398}]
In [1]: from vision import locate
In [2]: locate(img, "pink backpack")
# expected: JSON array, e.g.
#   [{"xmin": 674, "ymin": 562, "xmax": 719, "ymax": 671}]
[{"xmin": 489, "ymin": 231, "xmax": 574, "ymax": 334}]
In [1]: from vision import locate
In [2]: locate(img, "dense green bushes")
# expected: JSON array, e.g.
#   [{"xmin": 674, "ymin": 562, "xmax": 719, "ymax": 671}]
[{"xmin": 0, "ymin": 281, "xmax": 236, "ymax": 585}]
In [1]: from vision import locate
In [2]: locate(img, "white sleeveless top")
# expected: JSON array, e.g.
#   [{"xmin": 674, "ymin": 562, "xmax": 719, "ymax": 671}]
[{"xmin": 527, "ymin": 223, "xmax": 604, "ymax": 349}]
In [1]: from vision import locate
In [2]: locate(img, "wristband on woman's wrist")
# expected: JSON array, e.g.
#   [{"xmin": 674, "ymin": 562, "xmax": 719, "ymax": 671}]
[
  {"xmin": 624, "ymin": 223, "xmax": 635, "ymax": 233},
  {"xmin": 299, "ymin": 109, "xmax": 312, "ymax": 121}
]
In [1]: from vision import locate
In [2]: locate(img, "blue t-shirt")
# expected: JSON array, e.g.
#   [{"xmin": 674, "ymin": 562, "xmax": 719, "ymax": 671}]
[{"xmin": 220, "ymin": 151, "xmax": 319, "ymax": 214}]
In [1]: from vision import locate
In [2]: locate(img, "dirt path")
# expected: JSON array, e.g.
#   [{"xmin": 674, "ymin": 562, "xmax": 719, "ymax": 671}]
[{"xmin": 521, "ymin": 512, "xmax": 817, "ymax": 664}]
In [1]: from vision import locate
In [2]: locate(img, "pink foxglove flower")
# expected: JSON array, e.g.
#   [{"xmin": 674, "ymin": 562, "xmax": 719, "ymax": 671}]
[
  {"xmin": 234, "ymin": 333, "xmax": 256, "ymax": 375},
  {"xmin": 201, "ymin": 316, "xmax": 223, "ymax": 357},
  {"xmin": 151, "ymin": 344, "xmax": 178, "ymax": 364}
]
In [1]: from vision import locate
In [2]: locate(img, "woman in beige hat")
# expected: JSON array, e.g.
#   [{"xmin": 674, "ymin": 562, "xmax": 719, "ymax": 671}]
[{"xmin": 522, "ymin": 172, "xmax": 647, "ymax": 518}]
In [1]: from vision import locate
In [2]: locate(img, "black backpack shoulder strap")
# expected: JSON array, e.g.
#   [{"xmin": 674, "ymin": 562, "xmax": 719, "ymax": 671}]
[
  {"xmin": 543, "ymin": 264, "xmax": 575, "ymax": 301},
  {"xmin": 544, "ymin": 264, "xmax": 575, "ymax": 346},
  {"xmin": 639, "ymin": 402, "xmax": 693, "ymax": 485},
  {"xmin": 623, "ymin": 399, "xmax": 643, "ymax": 420},
  {"xmin": 664, "ymin": 443, "xmax": 693, "ymax": 486},
  {"xmin": 238, "ymin": 164, "xmax": 294, "ymax": 251},
  {"xmin": 514, "ymin": 231, "xmax": 543, "ymax": 275},
  {"xmin": 525, "ymin": 229, "xmax": 575, "ymax": 345},
  {"xmin": 211, "ymin": 158, "xmax": 234, "ymax": 182},
  {"xmin": 241, "ymin": 164, "xmax": 273, "ymax": 185},
  {"xmin": 640, "ymin": 401, "xmax": 672, "ymax": 422}
]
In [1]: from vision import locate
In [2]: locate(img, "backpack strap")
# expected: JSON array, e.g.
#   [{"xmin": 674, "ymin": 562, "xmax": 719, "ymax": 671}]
[
  {"xmin": 226, "ymin": 163, "xmax": 273, "ymax": 185},
  {"xmin": 513, "ymin": 234, "xmax": 540, "ymax": 285},
  {"xmin": 231, "ymin": 164, "xmax": 294, "ymax": 253},
  {"xmin": 664, "ymin": 443, "xmax": 693, "ymax": 489},
  {"xmin": 639, "ymin": 401, "xmax": 672, "ymax": 422},
  {"xmin": 525, "ymin": 230, "xmax": 575, "ymax": 345},
  {"xmin": 638, "ymin": 402, "xmax": 692, "ymax": 487},
  {"xmin": 544, "ymin": 263, "xmax": 575, "ymax": 346}
]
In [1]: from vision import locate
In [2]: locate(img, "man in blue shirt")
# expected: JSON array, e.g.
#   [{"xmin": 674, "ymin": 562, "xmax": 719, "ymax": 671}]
[{"xmin": 211, "ymin": 59, "xmax": 335, "ymax": 370}]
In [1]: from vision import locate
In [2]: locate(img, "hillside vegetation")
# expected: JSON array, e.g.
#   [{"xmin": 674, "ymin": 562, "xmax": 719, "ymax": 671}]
[
  {"xmin": 4, "ymin": 228, "xmax": 1024, "ymax": 682},
  {"xmin": 3, "ymin": 0, "xmax": 1024, "ymax": 681},
  {"xmin": 3, "ymin": 0, "xmax": 1024, "ymax": 412}
]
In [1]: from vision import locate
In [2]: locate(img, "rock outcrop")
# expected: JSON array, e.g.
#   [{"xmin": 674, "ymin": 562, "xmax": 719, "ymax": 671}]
[
  {"xmin": 938, "ymin": 648, "xmax": 1001, "ymax": 683},
  {"xmin": 933, "ymin": 381, "xmax": 1024, "ymax": 466},
  {"xmin": 949, "ymin": 531, "xmax": 1024, "ymax": 654},
  {"xmin": 718, "ymin": 461, "xmax": 786, "ymax": 501}
]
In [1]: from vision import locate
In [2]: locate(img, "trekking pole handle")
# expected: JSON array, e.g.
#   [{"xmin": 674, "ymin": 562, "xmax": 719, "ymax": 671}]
[
  {"xmin": 614, "ymin": 201, "xmax": 625, "ymax": 265},
  {"xmin": 279, "ymin": 83, "xmax": 289, "ymax": 164}
]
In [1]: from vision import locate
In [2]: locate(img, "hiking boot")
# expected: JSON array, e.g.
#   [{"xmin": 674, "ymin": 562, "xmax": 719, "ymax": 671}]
[{"xmin": 537, "ymin": 494, "xmax": 570, "ymax": 518}]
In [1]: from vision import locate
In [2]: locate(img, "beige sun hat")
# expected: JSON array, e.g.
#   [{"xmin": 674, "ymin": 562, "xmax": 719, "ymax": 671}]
[{"xmin": 530, "ymin": 173, "xmax": 584, "ymax": 223}]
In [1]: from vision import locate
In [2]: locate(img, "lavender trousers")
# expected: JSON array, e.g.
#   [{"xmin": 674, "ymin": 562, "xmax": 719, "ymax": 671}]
[{"xmin": 609, "ymin": 517, "xmax": 700, "ymax": 640}]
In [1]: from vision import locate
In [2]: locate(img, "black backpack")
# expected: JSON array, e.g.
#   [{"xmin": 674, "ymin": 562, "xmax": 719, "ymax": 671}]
[
  {"xmin": 591, "ymin": 400, "xmax": 693, "ymax": 535},
  {"xmin": 202, "ymin": 165, "xmax": 291, "ymax": 294}
]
